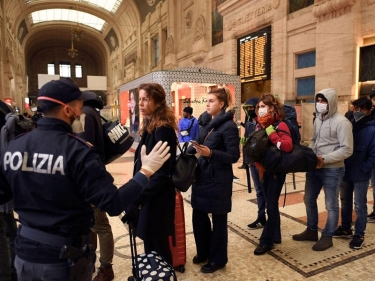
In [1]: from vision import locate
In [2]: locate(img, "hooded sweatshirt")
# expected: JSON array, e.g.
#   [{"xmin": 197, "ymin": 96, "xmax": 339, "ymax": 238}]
[{"xmin": 309, "ymin": 88, "xmax": 353, "ymax": 168}]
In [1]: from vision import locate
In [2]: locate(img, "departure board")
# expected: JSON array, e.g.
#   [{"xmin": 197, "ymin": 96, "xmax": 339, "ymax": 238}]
[{"xmin": 238, "ymin": 26, "xmax": 271, "ymax": 81}]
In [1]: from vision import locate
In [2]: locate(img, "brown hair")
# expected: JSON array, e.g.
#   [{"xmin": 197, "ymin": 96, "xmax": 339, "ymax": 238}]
[
  {"xmin": 208, "ymin": 87, "xmax": 234, "ymax": 112},
  {"xmin": 256, "ymin": 93, "xmax": 285, "ymax": 120},
  {"xmin": 138, "ymin": 83, "xmax": 178, "ymax": 135}
]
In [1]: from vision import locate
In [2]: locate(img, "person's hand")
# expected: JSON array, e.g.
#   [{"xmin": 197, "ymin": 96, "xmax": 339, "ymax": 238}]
[
  {"xmin": 121, "ymin": 203, "xmax": 140, "ymax": 226},
  {"xmin": 265, "ymin": 125, "xmax": 276, "ymax": 136},
  {"xmin": 193, "ymin": 144, "xmax": 211, "ymax": 157},
  {"xmin": 240, "ymin": 136, "xmax": 247, "ymax": 145},
  {"xmin": 141, "ymin": 141, "xmax": 171, "ymax": 176},
  {"xmin": 316, "ymin": 155, "xmax": 324, "ymax": 169}
]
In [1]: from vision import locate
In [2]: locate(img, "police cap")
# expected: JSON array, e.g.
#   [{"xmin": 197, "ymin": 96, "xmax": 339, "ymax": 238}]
[{"xmin": 38, "ymin": 78, "xmax": 96, "ymax": 104}]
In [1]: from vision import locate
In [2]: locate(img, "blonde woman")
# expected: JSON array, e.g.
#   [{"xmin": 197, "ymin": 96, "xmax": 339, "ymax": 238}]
[{"xmin": 189, "ymin": 87, "xmax": 240, "ymax": 273}]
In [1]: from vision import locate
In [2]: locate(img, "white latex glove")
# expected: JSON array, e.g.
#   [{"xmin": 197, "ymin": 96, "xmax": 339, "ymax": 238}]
[{"xmin": 141, "ymin": 141, "xmax": 171, "ymax": 176}]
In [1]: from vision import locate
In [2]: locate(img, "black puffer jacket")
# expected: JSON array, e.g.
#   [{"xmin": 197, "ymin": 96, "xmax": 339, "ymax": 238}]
[{"xmin": 191, "ymin": 110, "xmax": 240, "ymax": 214}]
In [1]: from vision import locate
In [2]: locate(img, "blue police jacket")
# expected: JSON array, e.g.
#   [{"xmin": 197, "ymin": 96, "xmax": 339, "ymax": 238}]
[{"xmin": 0, "ymin": 117, "xmax": 148, "ymax": 263}]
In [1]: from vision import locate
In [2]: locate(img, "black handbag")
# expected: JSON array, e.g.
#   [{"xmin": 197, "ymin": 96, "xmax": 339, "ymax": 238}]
[
  {"xmin": 262, "ymin": 144, "xmax": 318, "ymax": 174},
  {"xmin": 171, "ymin": 142, "xmax": 199, "ymax": 192},
  {"xmin": 100, "ymin": 116, "xmax": 134, "ymax": 164}
]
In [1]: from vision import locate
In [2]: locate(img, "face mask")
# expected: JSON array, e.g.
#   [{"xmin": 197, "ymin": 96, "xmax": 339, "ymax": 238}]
[
  {"xmin": 258, "ymin": 107, "xmax": 268, "ymax": 117},
  {"xmin": 71, "ymin": 113, "xmax": 86, "ymax": 134},
  {"xmin": 247, "ymin": 109, "xmax": 256, "ymax": 119},
  {"xmin": 316, "ymin": 102, "xmax": 328, "ymax": 114},
  {"xmin": 353, "ymin": 111, "xmax": 366, "ymax": 122}
]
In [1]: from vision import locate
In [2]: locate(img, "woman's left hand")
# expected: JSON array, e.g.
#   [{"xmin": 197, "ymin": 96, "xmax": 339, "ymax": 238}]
[{"xmin": 193, "ymin": 144, "xmax": 211, "ymax": 157}]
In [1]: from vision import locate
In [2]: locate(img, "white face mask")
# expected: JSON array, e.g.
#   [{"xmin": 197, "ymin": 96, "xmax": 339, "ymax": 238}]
[
  {"xmin": 71, "ymin": 113, "xmax": 86, "ymax": 134},
  {"xmin": 316, "ymin": 102, "xmax": 328, "ymax": 114},
  {"xmin": 258, "ymin": 107, "xmax": 268, "ymax": 117}
]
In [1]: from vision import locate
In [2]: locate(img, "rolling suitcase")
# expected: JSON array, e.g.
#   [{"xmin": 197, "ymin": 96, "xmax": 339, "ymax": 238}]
[
  {"xmin": 124, "ymin": 221, "xmax": 177, "ymax": 281},
  {"xmin": 168, "ymin": 190, "xmax": 186, "ymax": 273}
]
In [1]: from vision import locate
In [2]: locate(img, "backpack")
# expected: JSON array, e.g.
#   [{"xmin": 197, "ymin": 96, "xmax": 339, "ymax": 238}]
[
  {"xmin": 0, "ymin": 101, "xmax": 34, "ymax": 150},
  {"xmin": 100, "ymin": 116, "xmax": 134, "ymax": 164},
  {"xmin": 262, "ymin": 104, "xmax": 317, "ymax": 176},
  {"xmin": 274, "ymin": 104, "xmax": 301, "ymax": 144},
  {"xmin": 243, "ymin": 128, "xmax": 271, "ymax": 163}
]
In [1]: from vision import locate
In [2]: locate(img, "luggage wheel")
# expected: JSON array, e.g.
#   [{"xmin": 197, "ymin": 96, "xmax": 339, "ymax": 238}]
[{"xmin": 176, "ymin": 265, "xmax": 185, "ymax": 273}]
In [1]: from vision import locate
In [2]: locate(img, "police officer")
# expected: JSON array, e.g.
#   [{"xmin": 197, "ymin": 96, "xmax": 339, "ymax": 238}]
[{"xmin": 0, "ymin": 78, "xmax": 171, "ymax": 281}]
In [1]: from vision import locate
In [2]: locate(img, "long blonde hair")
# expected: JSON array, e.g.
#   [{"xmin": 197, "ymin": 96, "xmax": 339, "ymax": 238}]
[{"xmin": 138, "ymin": 83, "xmax": 178, "ymax": 135}]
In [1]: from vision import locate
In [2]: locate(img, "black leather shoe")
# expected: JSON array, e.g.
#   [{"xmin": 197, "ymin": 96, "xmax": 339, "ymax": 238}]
[
  {"xmin": 192, "ymin": 255, "xmax": 207, "ymax": 264},
  {"xmin": 254, "ymin": 244, "xmax": 274, "ymax": 255},
  {"xmin": 200, "ymin": 262, "xmax": 226, "ymax": 273}
]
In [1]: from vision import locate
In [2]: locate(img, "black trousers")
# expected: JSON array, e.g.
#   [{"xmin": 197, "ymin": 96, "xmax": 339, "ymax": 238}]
[{"xmin": 192, "ymin": 209, "xmax": 228, "ymax": 265}]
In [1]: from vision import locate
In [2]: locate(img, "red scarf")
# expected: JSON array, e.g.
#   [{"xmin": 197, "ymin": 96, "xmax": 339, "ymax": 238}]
[{"xmin": 257, "ymin": 113, "xmax": 277, "ymax": 128}]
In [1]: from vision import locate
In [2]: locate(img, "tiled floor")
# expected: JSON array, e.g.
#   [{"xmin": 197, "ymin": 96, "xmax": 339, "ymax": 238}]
[{"xmin": 99, "ymin": 149, "xmax": 375, "ymax": 280}]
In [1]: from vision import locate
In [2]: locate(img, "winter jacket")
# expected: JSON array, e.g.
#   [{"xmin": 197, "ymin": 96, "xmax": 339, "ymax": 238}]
[
  {"xmin": 309, "ymin": 88, "xmax": 353, "ymax": 168},
  {"xmin": 190, "ymin": 110, "xmax": 240, "ymax": 214},
  {"xmin": 344, "ymin": 115, "xmax": 375, "ymax": 182},
  {"xmin": 178, "ymin": 116, "xmax": 199, "ymax": 142},
  {"xmin": 133, "ymin": 125, "xmax": 177, "ymax": 240},
  {"xmin": 240, "ymin": 98, "xmax": 259, "ymax": 137}
]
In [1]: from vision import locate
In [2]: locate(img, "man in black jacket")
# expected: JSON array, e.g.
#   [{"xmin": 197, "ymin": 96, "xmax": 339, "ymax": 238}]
[
  {"xmin": 0, "ymin": 78, "xmax": 170, "ymax": 281},
  {"xmin": 76, "ymin": 94, "xmax": 115, "ymax": 281}
]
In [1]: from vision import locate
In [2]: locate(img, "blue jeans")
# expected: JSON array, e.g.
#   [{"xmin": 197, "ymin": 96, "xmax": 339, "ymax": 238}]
[
  {"xmin": 249, "ymin": 164, "xmax": 266, "ymax": 220},
  {"xmin": 340, "ymin": 179, "xmax": 369, "ymax": 237},
  {"xmin": 304, "ymin": 167, "xmax": 344, "ymax": 236},
  {"xmin": 259, "ymin": 171, "xmax": 285, "ymax": 247}
]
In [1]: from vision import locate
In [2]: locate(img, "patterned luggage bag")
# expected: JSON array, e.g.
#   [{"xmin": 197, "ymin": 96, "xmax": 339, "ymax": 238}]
[{"xmin": 126, "ymin": 221, "xmax": 178, "ymax": 281}]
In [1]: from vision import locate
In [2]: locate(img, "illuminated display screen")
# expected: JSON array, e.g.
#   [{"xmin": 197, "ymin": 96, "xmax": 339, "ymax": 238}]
[{"xmin": 237, "ymin": 26, "xmax": 271, "ymax": 82}]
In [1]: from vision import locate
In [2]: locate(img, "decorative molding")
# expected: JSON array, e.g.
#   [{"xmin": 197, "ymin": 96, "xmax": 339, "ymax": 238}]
[
  {"xmin": 194, "ymin": 15, "xmax": 205, "ymax": 42},
  {"xmin": 183, "ymin": 0, "xmax": 194, "ymax": 10},
  {"xmin": 147, "ymin": 0, "xmax": 156, "ymax": 6},
  {"xmin": 272, "ymin": 0, "xmax": 280, "ymax": 9},
  {"xmin": 312, "ymin": 0, "xmax": 356, "ymax": 22},
  {"xmin": 185, "ymin": 10, "xmax": 193, "ymax": 29},
  {"xmin": 165, "ymin": 36, "xmax": 174, "ymax": 56}
]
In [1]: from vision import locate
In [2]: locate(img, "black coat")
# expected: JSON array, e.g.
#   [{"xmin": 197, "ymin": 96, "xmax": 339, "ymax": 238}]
[
  {"xmin": 191, "ymin": 110, "xmax": 240, "ymax": 214},
  {"xmin": 133, "ymin": 125, "xmax": 177, "ymax": 240}
]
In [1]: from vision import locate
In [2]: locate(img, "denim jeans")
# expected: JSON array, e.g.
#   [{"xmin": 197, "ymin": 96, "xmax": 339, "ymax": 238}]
[
  {"xmin": 304, "ymin": 167, "xmax": 344, "ymax": 236},
  {"xmin": 259, "ymin": 171, "xmax": 285, "ymax": 247},
  {"xmin": 249, "ymin": 164, "xmax": 266, "ymax": 220},
  {"xmin": 340, "ymin": 179, "xmax": 369, "ymax": 237},
  {"xmin": 371, "ymin": 167, "xmax": 375, "ymax": 212}
]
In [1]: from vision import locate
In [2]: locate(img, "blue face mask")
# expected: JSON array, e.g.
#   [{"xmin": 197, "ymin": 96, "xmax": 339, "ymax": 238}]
[{"xmin": 353, "ymin": 111, "xmax": 366, "ymax": 122}]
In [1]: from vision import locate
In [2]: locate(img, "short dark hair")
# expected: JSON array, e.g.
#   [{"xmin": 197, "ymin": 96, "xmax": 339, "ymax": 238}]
[
  {"xmin": 352, "ymin": 97, "xmax": 372, "ymax": 110},
  {"xmin": 315, "ymin": 93, "xmax": 328, "ymax": 103}
]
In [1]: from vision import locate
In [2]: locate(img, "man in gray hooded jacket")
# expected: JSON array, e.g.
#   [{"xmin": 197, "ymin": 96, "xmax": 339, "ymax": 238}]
[{"xmin": 292, "ymin": 88, "xmax": 353, "ymax": 251}]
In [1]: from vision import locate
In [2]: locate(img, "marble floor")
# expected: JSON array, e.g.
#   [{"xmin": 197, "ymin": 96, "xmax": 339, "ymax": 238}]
[{"xmin": 99, "ymin": 148, "xmax": 375, "ymax": 281}]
